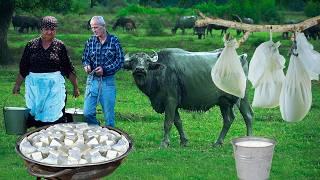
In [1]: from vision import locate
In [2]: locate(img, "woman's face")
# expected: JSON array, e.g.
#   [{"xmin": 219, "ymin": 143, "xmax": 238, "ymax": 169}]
[
  {"xmin": 41, "ymin": 27, "xmax": 56, "ymax": 41},
  {"xmin": 90, "ymin": 20, "xmax": 105, "ymax": 38}
]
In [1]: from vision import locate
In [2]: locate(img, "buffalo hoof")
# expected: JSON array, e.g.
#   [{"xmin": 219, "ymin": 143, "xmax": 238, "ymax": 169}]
[
  {"xmin": 212, "ymin": 141, "xmax": 223, "ymax": 148},
  {"xmin": 180, "ymin": 139, "xmax": 188, "ymax": 147},
  {"xmin": 160, "ymin": 141, "xmax": 170, "ymax": 148}
]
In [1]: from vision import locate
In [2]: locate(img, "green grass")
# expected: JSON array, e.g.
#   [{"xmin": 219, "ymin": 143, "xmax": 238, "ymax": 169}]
[{"xmin": 1, "ymin": 14, "xmax": 320, "ymax": 179}]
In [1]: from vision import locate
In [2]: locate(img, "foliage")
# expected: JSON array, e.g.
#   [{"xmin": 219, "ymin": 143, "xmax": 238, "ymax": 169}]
[
  {"xmin": 145, "ymin": 16, "xmax": 165, "ymax": 36},
  {"xmin": 15, "ymin": 0, "xmax": 72, "ymax": 14},
  {"xmin": 304, "ymin": 0, "xmax": 320, "ymax": 17},
  {"xmin": 194, "ymin": 2, "xmax": 232, "ymax": 18},
  {"xmin": 193, "ymin": 0, "xmax": 280, "ymax": 23},
  {"xmin": 116, "ymin": 4, "xmax": 158, "ymax": 17},
  {"xmin": 279, "ymin": 0, "xmax": 306, "ymax": 11},
  {"xmin": 69, "ymin": 0, "xmax": 89, "ymax": 15}
]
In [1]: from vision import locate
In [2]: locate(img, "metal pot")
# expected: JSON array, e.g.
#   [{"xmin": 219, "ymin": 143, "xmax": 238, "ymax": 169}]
[{"xmin": 15, "ymin": 123, "xmax": 133, "ymax": 179}]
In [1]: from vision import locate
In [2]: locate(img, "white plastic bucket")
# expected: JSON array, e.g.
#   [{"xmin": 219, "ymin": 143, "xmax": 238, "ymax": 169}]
[
  {"xmin": 231, "ymin": 136, "xmax": 276, "ymax": 180},
  {"xmin": 3, "ymin": 107, "xmax": 30, "ymax": 135}
]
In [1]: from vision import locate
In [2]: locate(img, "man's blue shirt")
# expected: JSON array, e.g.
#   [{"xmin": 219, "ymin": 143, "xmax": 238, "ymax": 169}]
[{"xmin": 82, "ymin": 33, "xmax": 124, "ymax": 76}]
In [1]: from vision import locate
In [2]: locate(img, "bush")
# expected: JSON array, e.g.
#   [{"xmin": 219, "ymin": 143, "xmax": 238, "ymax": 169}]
[
  {"xmin": 117, "ymin": 4, "xmax": 158, "ymax": 17},
  {"xmin": 193, "ymin": 0, "xmax": 279, "ymax": 23},
  {"xmin": 304, "ymin": 1, "xmax": 320, "ymax": 17},
  {"xmin": 146, "ymin": 17, "xmax": 164, "ymax": 36},
  {"xmin": 194, "ymin": 2, "xmax": 232, "ymax": 18},
  {"xmin": 70, "ymin": 0, "xmax": 89, "ymax": 15}
]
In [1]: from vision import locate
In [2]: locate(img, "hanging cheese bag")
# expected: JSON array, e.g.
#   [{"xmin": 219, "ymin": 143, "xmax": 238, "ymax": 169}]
[
  {"xmin": 279, "ymin": 54, "xmax": 312, "ymax": 122},
  {"xmin": 296, "ymin": 32, "xmax": 320, "ymax": 78},
  {"xmin": 250, "ymin": 41, "xmax": 286, "ymax": 108},
  {"xmin": 211, "ymin": 38, "xmax": 246, "ymax": 98}
]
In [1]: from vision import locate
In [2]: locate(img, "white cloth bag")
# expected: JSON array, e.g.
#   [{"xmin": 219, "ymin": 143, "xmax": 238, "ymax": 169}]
[
  {"xmin": 248, "ymin": 41, "xmax": 285, "ymax": 108},
  {"xmin": 211, "ymin": 39, "xmax": 246, "ymax": 98},
  {"xmin": 296, "ymin": 32, "xmax": 320, "ymax": 80},
  {"xmin": 279, "ymin": 54, "xmax": 312, "ymax": 122}
]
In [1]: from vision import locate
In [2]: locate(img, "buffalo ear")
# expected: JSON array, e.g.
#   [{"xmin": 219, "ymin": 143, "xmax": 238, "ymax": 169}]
[
  {"xmin": 123, "ymin": 61, "xmax": 132, "ymax": 70},
  {"xmin": 123, "ymin": 54, "xmax": 132, "ymax": 70},
  {"xmin": 149, "ymin": 62, "xmax": 163, "ymax": 70}
]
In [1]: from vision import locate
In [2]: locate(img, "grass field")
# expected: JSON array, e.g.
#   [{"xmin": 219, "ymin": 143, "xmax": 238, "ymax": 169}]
[{"xmin": 0, "ymin": 18, "xmax": 320, "ymax": 179}]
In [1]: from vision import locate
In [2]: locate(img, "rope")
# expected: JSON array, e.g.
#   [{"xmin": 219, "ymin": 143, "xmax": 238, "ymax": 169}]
[{"xmin": 86, "ymin": 70, "xmax": 103, "ymax": 106}]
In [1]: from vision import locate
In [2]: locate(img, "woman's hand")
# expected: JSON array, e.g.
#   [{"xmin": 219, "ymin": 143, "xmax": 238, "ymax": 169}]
[
  {"xmin": 12, "ymin": 85, "xmax": 20, "ymax": 94},
  {"xmin": 73, "ymin": 87, "xmax": 80, "ymax": 98}
]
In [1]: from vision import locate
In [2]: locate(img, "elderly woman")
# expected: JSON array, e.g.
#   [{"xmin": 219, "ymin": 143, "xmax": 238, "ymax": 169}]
[{"xmin": 12, "ymin": 16, "xmax": 80, "ymax": 128}]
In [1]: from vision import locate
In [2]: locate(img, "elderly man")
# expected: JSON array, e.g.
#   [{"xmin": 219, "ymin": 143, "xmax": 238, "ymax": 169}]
[{"xmin": 82, "ymin": 16, "xmax": 124, "ymax": 127}]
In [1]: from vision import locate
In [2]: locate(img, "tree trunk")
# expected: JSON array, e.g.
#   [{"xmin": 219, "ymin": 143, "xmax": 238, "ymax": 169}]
[
  {"xmin": 90, "ymin": 0, "xmax": 94, "ymax": 8},
  {"xmin": 197, "ymin": 11, "xmax": 320, "ymax": 33},
  {"xmin": 0, "ymin": 1, "xmax": 15, "ymax": 65}
]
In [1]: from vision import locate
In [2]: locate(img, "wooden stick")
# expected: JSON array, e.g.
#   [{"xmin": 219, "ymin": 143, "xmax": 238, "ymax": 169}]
[{"xmin": 197, "ymin": 11, "xmax": 320, "ymax": 33}]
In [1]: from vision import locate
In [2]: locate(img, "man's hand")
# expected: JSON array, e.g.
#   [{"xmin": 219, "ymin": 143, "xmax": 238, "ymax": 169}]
[
  {"xmin": 94, "ymin": 66, "xmax": 103, "ymax": 76},
  {"xmin": 84, "ymin": 65, "xmax": 91, "ymax": 74},
  {"xmin": 12, "ymin": 85, "xmax": 20, "ymax": 95}
]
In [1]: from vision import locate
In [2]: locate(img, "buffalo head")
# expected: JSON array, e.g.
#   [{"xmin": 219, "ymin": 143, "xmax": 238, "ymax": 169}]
[{"xmin": 123, "ymin": 51, "xmax": 164, "ymax": 85}]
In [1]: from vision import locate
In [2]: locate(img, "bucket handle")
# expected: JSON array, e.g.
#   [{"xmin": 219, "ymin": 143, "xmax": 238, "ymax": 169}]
[
  {"xmin": 72, "ymin": 98, "xmax": 81, "ymax": 114},
  {"xmin": 2, "ymin": 93, "xmax": 26, "ymax": 108},
  {"xmin": 27, "ymin": 163, "xmax": 74, "ymax": 178}
]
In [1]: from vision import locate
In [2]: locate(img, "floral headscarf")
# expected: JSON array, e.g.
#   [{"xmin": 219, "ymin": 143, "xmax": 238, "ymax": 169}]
[{"xmin": 41, "ymin": 16, "xmax": 58, "ymax": 29}]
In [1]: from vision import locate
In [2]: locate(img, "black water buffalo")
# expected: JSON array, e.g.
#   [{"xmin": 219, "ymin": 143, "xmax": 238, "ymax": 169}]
[
  {"xmin": 194, "ymin": 26, "xmax": 207, "ymax": 39},
  {"xmin": 112, "ymin": 17, "xmax": 136, "ymax": 31},
  {"xmin": 123, "ymin": 48, "xmax": 253, "ymax": 148},
  {"xmin": 232, "ymin": 15, "xmax": 254, "ymax": 35},
  {"xmin": 282, "ymin": 20, "xmax": 298, "ymax": 39},
  {"xmin": 303, "ymin": 24, "xmax": 320, "ymax": 40},
  {"xmin": 12, "ymin": 15, "xmax": 40, "ymax": 33},
  {"xmin": 207, "ymin": 24, "xmax": 228, "ymax": 37},
  {"xmin": 87, "ymin": 19, "xmax": 91, "ymax": 30},
  {"xmin": 172, "ymin": 16, "xmax": 197, "ymax": 34}
]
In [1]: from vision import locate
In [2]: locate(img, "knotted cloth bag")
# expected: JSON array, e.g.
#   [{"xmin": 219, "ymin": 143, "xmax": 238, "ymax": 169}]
[
  {"xmin": 296, "ymin": 32, "xmax": 320, "ymax": 80},
  {"xmin": 211, "ymin": 39, "xmax": 246, "ymax": 98},
  {"xmin": 279, "ymin": 54, "xmax": 312, "ymax": 122},
  {"xmin": 248, "ymin": 41, "xmax": 285, "ymax": 108}
]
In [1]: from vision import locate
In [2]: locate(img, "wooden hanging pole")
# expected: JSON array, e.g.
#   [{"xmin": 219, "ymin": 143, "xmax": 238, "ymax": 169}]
[{"xmin": 197, "ymin": 11, "xmax": 320, "ymax": 33}]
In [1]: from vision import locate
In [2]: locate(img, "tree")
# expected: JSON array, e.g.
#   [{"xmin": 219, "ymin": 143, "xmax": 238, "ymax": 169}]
[
  {"xmin": 0, "ymin": 0, "xmax": 15, "ymax": 64},
  {"xmin": 0, "ymin": 0, "xmax": 76, "ymax": 65}
]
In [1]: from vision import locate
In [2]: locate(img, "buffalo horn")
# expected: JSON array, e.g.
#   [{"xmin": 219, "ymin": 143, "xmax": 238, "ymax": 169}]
[
  {"xmin": 124, "ymin": 53, "xmax": 130, "ymax": 61},
  {"xmin": 150, "ymin": 50, "xmax": 158, "ymax": 62}
]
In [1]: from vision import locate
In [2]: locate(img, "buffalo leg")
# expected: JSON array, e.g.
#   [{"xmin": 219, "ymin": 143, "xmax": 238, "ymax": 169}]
[
  {"xmin": 161, "ymin": 101, "xmax": 177, "ymax": 148},
  {"xmin": 238, "ymin": 97, "xmax": 253, "ymax": 136},
  {"xmin": 173, "ymin": 109, "xmax": 188, "ymax": 147},
  {"xmin": 214, "ymin": 98, "xmax": 235, "ymax": 147}
]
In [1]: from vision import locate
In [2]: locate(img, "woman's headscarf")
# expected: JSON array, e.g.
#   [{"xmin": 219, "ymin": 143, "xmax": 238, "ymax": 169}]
[{"xmin": 40, "ymin": 16, "xmax": 58, "ymax": 29}]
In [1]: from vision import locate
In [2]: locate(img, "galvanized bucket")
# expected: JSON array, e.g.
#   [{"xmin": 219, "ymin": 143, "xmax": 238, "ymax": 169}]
[
  {"xmin": 65, "ymin": 108, "xmax": 85, "ymax": 122},
  {"xmin": 231, "ymin": 136, "xmax": 276, "ymax": 180},
  {"xmin": 3, "ymin": 107, "xmax": 30, "ymax": 135}
]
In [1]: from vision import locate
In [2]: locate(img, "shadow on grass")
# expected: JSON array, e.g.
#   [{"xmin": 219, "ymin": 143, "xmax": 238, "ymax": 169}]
[{"xmin": 116, "ymin": 111, "xmax": 162, "ymax": 123}]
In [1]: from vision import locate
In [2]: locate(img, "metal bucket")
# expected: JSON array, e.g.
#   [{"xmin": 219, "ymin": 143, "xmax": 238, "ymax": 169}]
[
  {"xmin": 3, "ymin": 107, "xmax": 30, "ymax": 135},
  {"xmin": 65, "ymin": 108, "xmax": 85, "ymax": 122},
  {"xmin": 231, "ymin": 136, "xmax": 276, "ymax": 180}
]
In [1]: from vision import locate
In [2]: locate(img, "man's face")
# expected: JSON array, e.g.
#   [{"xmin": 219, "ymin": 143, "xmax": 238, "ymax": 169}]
[
  {"xmin": 41, "ymin": 27, "xmax": 56, "ymax": 41},
  {"xmin": 90, "ymin": 20, "xmax": 105, "ymax": 37}
]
